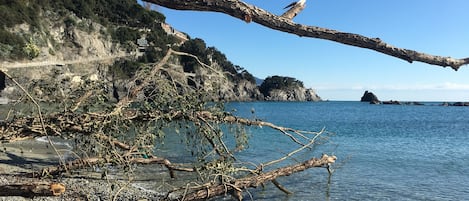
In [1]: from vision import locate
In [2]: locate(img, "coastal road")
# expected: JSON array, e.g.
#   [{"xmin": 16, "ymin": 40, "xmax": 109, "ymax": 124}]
[{"xmin": 1, "ymin": 53, "xmax": 132, "ymax": 69}]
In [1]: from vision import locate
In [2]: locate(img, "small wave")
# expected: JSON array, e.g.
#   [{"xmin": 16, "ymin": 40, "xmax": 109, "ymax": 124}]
[{"xmin": 35, "ymin": 136, "xmax": 72, "ymax": 149}]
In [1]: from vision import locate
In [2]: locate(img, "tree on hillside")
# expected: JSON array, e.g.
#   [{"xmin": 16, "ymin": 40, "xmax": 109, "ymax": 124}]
[
  {"xmin": 143, "ymin": 0, "xmax": 469, "ymax": 70},
  {"xmin": 259, "ymin": 75, "xmax": 304, "ymax": 96}
]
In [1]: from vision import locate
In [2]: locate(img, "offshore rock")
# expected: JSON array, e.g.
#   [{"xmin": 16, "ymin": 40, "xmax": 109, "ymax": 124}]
[{"xmin": 361, "ymin": 90, "xmax": 380, "ymax": 104}]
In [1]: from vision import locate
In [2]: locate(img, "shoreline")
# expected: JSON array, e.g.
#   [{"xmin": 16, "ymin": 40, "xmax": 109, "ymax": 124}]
[{"xmin": 0, "ymin": 138, "xmax": 165, "ymax": 200}]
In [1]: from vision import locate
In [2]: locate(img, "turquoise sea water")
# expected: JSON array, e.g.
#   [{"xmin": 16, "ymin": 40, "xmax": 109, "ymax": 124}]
[{"xmin": 223, "ymin": 101, "xmax": 469, "ymax": 201}]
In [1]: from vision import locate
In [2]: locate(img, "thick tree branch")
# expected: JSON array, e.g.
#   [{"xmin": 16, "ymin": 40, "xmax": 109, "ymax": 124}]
[
  {"xmin": 23, "ymin": 156, "xmax": 193, "ymax": 178},
  {"xmin": 167, "ymin": 154, "xmax": 336, "ymax": 201},
  {"xmin": 144, "ymin": 0, "xmax": 469, "ymax": 70},
  {"xmin": 0, "ymin": 183, "xmax": 65, "ymax": 197}
]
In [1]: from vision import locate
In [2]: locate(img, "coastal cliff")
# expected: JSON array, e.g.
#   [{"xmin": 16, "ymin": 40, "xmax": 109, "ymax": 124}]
[
  {"xmin": 0, "ymin": 1, "xmax": 320, "ymax": 102},
  {"xmin": 260, "ymin": 76, "xmax": 321, "ymax": 101}
]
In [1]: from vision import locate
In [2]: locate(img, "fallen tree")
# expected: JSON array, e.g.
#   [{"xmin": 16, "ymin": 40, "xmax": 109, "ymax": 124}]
[{"xmin": 0, "ymin": 48, "xmax": 335, "ymax": 199}]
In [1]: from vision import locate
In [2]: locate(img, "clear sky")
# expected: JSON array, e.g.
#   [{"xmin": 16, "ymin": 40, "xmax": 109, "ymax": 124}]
[{"xmin": 149, "ymin": 0, "xmax": 469, "ymax": 101}]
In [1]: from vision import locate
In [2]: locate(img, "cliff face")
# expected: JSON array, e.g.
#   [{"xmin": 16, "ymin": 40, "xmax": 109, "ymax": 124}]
[
  {"xmin": 2, "ymin": 13, "xmax": 124, "ymax": 64},
  {"xmin": 259, "ymin": 76, "xmax": 321, "ymax": 102},
  {"xmin": 218, "ymin": 79, "xmax": 263, "ymax": 101},
  {"xmin": 265, "ymin": 87, "xmax": 321, "ymax": 101}
]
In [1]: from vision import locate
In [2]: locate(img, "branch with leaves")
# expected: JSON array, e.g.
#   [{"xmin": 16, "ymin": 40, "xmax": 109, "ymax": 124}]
[
  {"xmin": 143, "ymin": 0, "xmax": 469, "ymax": 70},
  {"xmin": 0, "ymin": 48, "xmax": 336, "ymax": 199}
]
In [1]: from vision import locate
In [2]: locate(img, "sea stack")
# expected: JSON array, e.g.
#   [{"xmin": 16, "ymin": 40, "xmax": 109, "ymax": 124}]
[{"xmin": 360, "ymin": 90, "xmax": 380, "ymax": 104}]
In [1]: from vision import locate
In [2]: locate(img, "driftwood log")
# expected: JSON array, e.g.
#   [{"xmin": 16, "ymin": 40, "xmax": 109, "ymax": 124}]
[
  {"xmin": 167, "ymin": 154, "xmax": 337, "ymax": 201},
  {"xmin": 0, "ymin": 183, "xmax": 65, "ymax": 197},
  {"xmin": 143, "ymin": 0, "xmax": 469, "ymax": 70}
]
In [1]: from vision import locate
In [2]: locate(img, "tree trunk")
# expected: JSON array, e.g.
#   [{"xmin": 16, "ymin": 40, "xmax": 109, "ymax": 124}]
[
  {"xmin": 167, "ymin": 154, "xmax": 336, "ymax": 201},
  {"xmin": 0, "ymin": 183, "xmax": 65, "ymax": 197}
]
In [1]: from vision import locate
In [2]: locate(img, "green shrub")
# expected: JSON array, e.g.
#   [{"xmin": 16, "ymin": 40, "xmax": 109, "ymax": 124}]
[
  {"xmin": 23, "ymin": 41, "xmax": 40, "ymax": 59},
  {"xmin": 111, "ymin": 27, "xmax": 140, "ymax": 44},
  {"xmin": 109, "ymin": 59, "xmax": 142, "ymax": 79}
]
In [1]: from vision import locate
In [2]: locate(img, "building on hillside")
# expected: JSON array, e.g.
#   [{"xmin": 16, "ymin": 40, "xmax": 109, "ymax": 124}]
[
  {"xmin": 160, "ymin": 23, "xmax": 188, "ymax": 43},
  {"xmin": 137, "ymin": 37, "xmax": 149, "ymax": 52}
]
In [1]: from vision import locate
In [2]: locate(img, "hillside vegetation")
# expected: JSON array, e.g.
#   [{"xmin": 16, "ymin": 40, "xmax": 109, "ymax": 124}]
[{"xmin": 0, "ymin": 0, "xmax": 320, "ymax": 102}]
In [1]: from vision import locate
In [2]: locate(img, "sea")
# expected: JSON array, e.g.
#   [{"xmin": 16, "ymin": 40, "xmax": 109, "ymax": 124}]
[
  {"xmin": 219, "ymin": 101, "xmax": 469, "ymax": 201},
  {"xmin": 1, "ymin": 101, "xmax": 468, "ymax": 200}
]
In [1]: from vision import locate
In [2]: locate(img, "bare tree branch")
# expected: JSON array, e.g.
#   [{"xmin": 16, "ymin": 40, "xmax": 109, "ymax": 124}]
[
  {"xmin": 143, "ymin": 0, "xmax": 469, "ymax": 70},
  {"xmin": 166, "ymin": 154, "xmax": 337, "ymax": 201}
]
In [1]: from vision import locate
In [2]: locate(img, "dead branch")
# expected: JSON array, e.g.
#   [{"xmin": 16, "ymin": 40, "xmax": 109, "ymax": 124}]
[
  {"xmin": 166, "ymin": 154, "xmax": 337, "ymax": 201},
  {"xmin": 143, "ymin": 0, "xmax": 469, "ymax": 70},
  {"xmin": 95, "ymin": 133, "xmax": 132, "ymax": 150},
  {"xmin": 0, "ymin": 182, "xmax": 65, "ymax": 197},
  {"xmin": 23, "ymin": 155, "xmax": 193, "ymax": 178},
  {"xmin": 271, "ymin": 179, "xmax": 292, "ymax": 195},
  {"xmin": 71, "ymin": 90, "xmax": 95, "ymax": 112},
  {"xmin": 262, "ymin": 129, "xmax": 324, "ymax": 167},
  {"xmin": 112, "ymin": 49, "xmax": 174, "ymax": 114}
]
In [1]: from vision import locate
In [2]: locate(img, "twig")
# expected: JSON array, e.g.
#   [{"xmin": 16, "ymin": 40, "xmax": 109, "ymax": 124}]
[
  {"xmin": 112, "ymin": 181, "xmax": 130, "ymax": 201},
  {"xmin": 263, "ymin": 128, "xmax": 324, "ymax": 167},
  {"xmin": 271, "ymin": 179, "xmax": 292, "ymax": 194},
  {"xmin": 198, "ymin": 115, "xmax": 235, "ymax": 159},
  {"xmin": 71, "ymin": 90, "xmax": 95, "ymax": 112}
]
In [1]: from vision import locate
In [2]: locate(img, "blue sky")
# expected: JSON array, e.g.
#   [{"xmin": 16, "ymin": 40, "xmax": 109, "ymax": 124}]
[{"xmin": 148, "ymin": 0, "xmax": 469, "ymax": 101}]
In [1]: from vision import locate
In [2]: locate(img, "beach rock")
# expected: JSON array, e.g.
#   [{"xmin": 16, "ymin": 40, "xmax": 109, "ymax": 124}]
[{"xmin": 361, "ymin": 91, "xmax": 380, "ymax": 103}]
